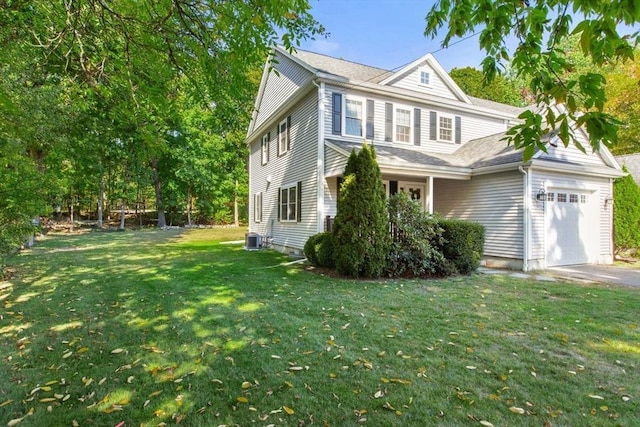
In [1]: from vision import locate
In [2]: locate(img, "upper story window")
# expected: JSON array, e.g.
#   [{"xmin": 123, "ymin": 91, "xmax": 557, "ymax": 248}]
[
  {"xmin": 395, "ymin": 107, "xmax": 412, "ymax": 143},
  {"xmin": 278, "ymin": 117, "xmax": 290, "ymax": 156},
  {"xmin": 439, "ymin": 116, "xmax": 453, "ymax": 142},
  {"xmin": 420, "ymin": 70, "xmax": 431, "ymax": 86},
  {"xmin": 344, "ymin": 98, "xmax": 364, "ymax": 137},
  {"xmin": 261, "ymin": 133, "xmax": 270, "ymax": 165}
]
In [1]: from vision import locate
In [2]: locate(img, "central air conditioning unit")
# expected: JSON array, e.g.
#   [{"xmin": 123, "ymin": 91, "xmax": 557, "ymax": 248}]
[{"xmin": 245, "ymin": 232, "xmax": 263, "ymax": 250}]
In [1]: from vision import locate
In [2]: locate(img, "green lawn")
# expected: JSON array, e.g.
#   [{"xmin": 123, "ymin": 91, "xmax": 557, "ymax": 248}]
[{"xmin": 1, "ymin": 229, "xmax": 639, "ymax": 426}]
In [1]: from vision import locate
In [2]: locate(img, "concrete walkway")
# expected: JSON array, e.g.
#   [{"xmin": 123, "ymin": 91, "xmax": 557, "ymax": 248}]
[
  {"xmin": 479, "ymin": 265, "xmax": 640, "ymax": 288},
  {"xmin": 547, "ymin": 264, "xmax": 640, "ymax": 288}
]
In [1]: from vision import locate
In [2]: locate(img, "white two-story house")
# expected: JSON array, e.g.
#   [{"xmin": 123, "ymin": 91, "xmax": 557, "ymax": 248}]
[{"xmin": 245, "ymin": 46, "xmax": 623, "ymax": 270}]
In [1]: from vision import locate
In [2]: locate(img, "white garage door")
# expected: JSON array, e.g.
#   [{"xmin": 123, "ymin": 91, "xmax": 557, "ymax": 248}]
[{"xmin": 546, "ymin": 190, "xmax": 597, "ymax": 267}]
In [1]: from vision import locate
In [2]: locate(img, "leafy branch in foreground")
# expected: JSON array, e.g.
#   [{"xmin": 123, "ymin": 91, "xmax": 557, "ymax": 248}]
[{"xmin": 425, "ymin": 0, "xmax": 639, "ymax": 160}]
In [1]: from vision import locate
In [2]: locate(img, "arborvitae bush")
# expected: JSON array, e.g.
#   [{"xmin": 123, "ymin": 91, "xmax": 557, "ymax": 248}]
[
  {"xmin": 332, "ymin": 144, "xmax": 390, "ymax": 277},
  {"xmin": 386, "ymin": 192, "xmax": 447, "ymax": 277},
  {"xmin": 613, "ymin": 165, "xmax": 640, "ymax": 253},
  {"xmin": 437, "ymin": 219, "xmax": 485, "ymax": 274},
  {"xmin": 303, "ymin": 233, "xmax": 321, "ymax": 266}
]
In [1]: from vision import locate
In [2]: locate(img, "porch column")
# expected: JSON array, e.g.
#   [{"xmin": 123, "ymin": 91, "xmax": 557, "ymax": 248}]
[{"xmin": 426, "ymin": 176, "xmax": 434, "ymax": 214}]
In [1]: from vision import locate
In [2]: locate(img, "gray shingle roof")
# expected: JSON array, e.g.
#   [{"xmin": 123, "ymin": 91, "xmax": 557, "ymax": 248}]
[
  {"xmin": 326, "ymin": 139, "xmax": 460, "ymax": 169},
  {"xmin": 452, "ymin": 132, "xmax": 525, "ymax": 168},
  {"xmin": 290, "ymin": 49, "xmax": 392, "ymax": 83},
  {"xmin": 615, "ymin": 153, "xmax": 640, "ymax": 184},
  {"xmin": 468, "ymin": 96, "xmax": 528, "ymax": 117}
]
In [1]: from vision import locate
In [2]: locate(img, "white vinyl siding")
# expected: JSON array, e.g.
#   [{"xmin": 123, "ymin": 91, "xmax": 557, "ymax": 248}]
[
  {"xmin": 248, "ymin": 93, "xmax": 319, "ymax": 250},
  {"xmin": 325, "ymin": 144, "xmax": 349, "ymax": 177},
  {"xmin": 254, "ymin": 52, "xmax": 314, "ymax": 130},
  {"xmin": 434, "ymin": 172, "xmax": 524, "ymax": 260},
  {"xmin": 322, "ymin": 85, "xmax": 506, "ymax": 153},
  {"xmin": 389, "ymin": 64, "xmax": 458, "ymax": 100},
  {"xmin": 537, "ymin": 134, "xmax": 607, "ymax": 166}
]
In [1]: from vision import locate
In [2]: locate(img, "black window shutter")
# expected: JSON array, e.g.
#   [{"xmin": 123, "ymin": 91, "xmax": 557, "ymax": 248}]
[
  {"xmin": 267, "ymin": 132, "xmax": 271, "ymax": 162},
  {"xmin": 332, "ymin": 93, "xmax": 342, "ymax": 135},
  {"xmin": 277, "ymin": 121, "xmax": 282, "ymax": 156},
  {"xmin": 414, "ymin": 108, "xmax": 421, "ymax": 146},
  {"xmin": 296, "ymin": 181, "xmax": 302, "ymax": 222},
  {"xmin": 277, "ymin": 188, "xmax": 281, "ymax": 222},
  {"xmin": 366, "ymin": 99, "xmax": 374, "ymax": 139},
  {"xmin": 455, "ymin": 116, "xmax": 461, "ymax": 144},
  {"xmin": 287, "ymin": 116, "xmax": 292, "ymax": 151},
  {"xmin": 390, "ymin": 180, "xmax": 398, "ymax": 195},
  {"xmin": 430, "ymin": 111, "xmax": 437, "ymax": 140},
  {"xmin": 385, "ymin": 102, "xmax": 393, "ymax": 142}
]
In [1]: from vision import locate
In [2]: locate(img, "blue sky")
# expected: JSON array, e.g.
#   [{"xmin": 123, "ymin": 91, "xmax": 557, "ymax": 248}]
[
  {"xmin": 298, "ymin": 0, "xmax": 639, "ymax": 73},
  {"xmin": 298, "ymin": 0, "xmax": 491, "ymax": 72}
]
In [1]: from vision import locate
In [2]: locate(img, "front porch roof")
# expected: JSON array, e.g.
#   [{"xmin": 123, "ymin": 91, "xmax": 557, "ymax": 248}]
[{"xmin": 325, "ymin": 139, "xmax": 472, "ymax": 179}]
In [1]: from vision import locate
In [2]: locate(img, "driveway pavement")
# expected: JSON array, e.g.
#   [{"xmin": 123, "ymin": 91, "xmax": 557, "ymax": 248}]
[{"xmin": 547, "ymin": 264, "xmax": 640, "ymax": 288}]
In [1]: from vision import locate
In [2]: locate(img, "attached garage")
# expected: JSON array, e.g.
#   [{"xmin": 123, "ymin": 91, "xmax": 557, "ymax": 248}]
[{"xmin": 545, "ymin": 189, "xmax": 599, "ymax": 267}]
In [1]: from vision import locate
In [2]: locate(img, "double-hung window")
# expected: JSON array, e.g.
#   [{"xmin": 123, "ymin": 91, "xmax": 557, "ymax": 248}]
[
  {"xmin": 395, "ymin": 107, "xmax": 412, "ymax": 143},
  {"xmin": 261, "ymin": 133, "xmax": 269, "ymax": 165},
  {"xmin": 344, "ymin": 98, "xmax": 364, "ymax": 137},
  {"xmin": 279, "ymin": 183, "xmax": 299, "ymax": 222},
  {"xmin": 439, "ymin": 115, "xmax": 453, "ymax": 142},
  {"xmin": 254, "ymin": 192, "xmax": 262, "ymax": 223},
  {"xmin": 278, "ymin": 118, "xmax": 289, "ymax": 155}
]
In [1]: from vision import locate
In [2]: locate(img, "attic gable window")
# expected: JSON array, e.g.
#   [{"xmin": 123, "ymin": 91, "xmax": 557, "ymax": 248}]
[
  {"xmin": 344, "ymin": 98, "xmax": 363, "ymax": 137},
  {"xmin": 420, "ymin": 70, "xmax": 431, "ymax": 86},
  {"xmin": 395, "ymin": 107, "xmax": 412, "ymax": 143}
]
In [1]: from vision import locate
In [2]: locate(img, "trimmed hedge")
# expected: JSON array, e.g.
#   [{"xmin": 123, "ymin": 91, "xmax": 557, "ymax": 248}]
[
  {"xmin": 613, "ymin": 165, "xmax": 640, "ymax": 253},
  {"xmin": 437, "ymin": 219, "xmax": 485, "ymax": 274},
  {"xmin": 304, "ymin": 232, "xmax": 335, "ymax": 268}
]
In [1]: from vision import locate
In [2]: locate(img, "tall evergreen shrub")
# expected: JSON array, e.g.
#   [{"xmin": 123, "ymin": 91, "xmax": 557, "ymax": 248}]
[
  {"xmin": 332, "ymin": 144, "xmax": 390, "ymax": 277},
  {"xmin": 613, "ymin": 165, "xmax": 640, "ymax": 253}
]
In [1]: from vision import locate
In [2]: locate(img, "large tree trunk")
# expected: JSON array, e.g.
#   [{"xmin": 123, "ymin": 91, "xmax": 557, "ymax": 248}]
[
  {"xmin": 97, "ymin": 178, "xmax": 104, "ymax": 228},
  {"xmin": 119, "ymin": 202, "xmax": 126, "ymax": 230},
  {"xmin": 150, "ymin": 158, "xmax": 166, "ymax": 228},
  {"xmin": 69, "ymin": 195, "xmax": 75, "ymax": 232}
]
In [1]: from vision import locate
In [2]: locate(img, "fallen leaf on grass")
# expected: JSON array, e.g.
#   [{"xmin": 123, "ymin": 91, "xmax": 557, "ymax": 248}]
[
  {"xmin": 237, "ymin": 397, "xmax": 248, "ymax": 403},
  {"xmin": 110, "ymin": 348, "xmax": 124, "ymax": 354},
  {"xmin": 283, "ymin": 406, "xmax": 294, "ymax": 415},
  {"xmin": 509, "ymin": 406, "xmax": 525, "ymax": 414},
  {"xmin": 479, "ymin": 421, "xmax": 494, "ymax": 427},
  {"xmin": 241, "ymin": 381, "xmax": 252, "ymax": 389},
  {"xmin": 589, "ymin": 395, "xmax": 604, "ymax": 400},
  {"xmin": 7, "ymin": 418, "xmax": 24, "ymax": 427}
]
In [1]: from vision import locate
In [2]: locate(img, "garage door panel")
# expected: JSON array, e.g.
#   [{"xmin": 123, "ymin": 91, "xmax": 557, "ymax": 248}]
[{"xmin": 546, "ymin": 190, "xmax": 596, "ymax": 267}]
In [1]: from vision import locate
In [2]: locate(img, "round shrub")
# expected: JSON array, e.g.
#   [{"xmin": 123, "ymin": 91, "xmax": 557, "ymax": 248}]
[
  {"xmin": 303, "ymin": 233, "xmax": 321, "ymax": 266},
  {"xmin": 304, "ymin": 232, "xmax": 335, "ymax": 268},
  {"xmin": 437, "ymin": 219, "xmax": 485, "ymax": 274}
]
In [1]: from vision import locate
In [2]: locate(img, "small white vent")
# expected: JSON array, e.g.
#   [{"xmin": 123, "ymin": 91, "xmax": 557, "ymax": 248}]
[{"xmin": 245, "ymin": 232, "xmax": 262, "ymax": 250}]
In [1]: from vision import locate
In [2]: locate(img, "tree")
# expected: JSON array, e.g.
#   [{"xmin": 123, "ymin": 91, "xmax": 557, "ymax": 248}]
[
  {"xmin": 450, "ymin": 66, "xmax": 524, "ymax": 106},
  {"xmin": 425, "ymin": 1, "xmax": 639, "ymax": 160},
  {"xmin": 613, "ymin": 165, "xmax": 640, "ymax": 254},
  {"xmin": 332, "ymin": 144, "xmax": 390, "ymax": 278},
  {"xmin": 604, "ymin": 55, "xmax": 640, "ymax": 154}
]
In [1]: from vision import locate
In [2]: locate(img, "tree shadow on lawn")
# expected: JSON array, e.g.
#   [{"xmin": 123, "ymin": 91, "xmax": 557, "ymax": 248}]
[{"xmin": 0, "ymin": 230, "xmax": 305, "ymax": 426}]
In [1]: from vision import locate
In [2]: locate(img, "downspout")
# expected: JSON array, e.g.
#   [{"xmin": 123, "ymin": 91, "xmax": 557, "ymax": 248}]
[
  {"xmin": 519, "ymin": 165, "xmax": 530, "ymax": 271},
  {"xmin": 313, "ymin": 79, "xmax": 326, "ymax": 233}
]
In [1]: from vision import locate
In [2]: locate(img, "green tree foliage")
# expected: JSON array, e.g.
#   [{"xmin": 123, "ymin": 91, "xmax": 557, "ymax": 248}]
[
  {"xmin": 613, "ymin": 166, "xmax": 640, "ymax": 253},
  {"xmin": 0, "ymin": 0, "xmax": 323, "ymax": 240},
  {"xmin": 425, "ymin": 1, "xmax": 639, "ymax": 159},
  {"xmin": 332, "ymin": 145, "xmax": 390, "ymax": 278},
  {"xmin": 604, "ymin": 55, "xmax": 640, "ymax": 155},
  {"xmin": 449, "ymin": 67, "xmax": 524, "ymax": 106}
]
